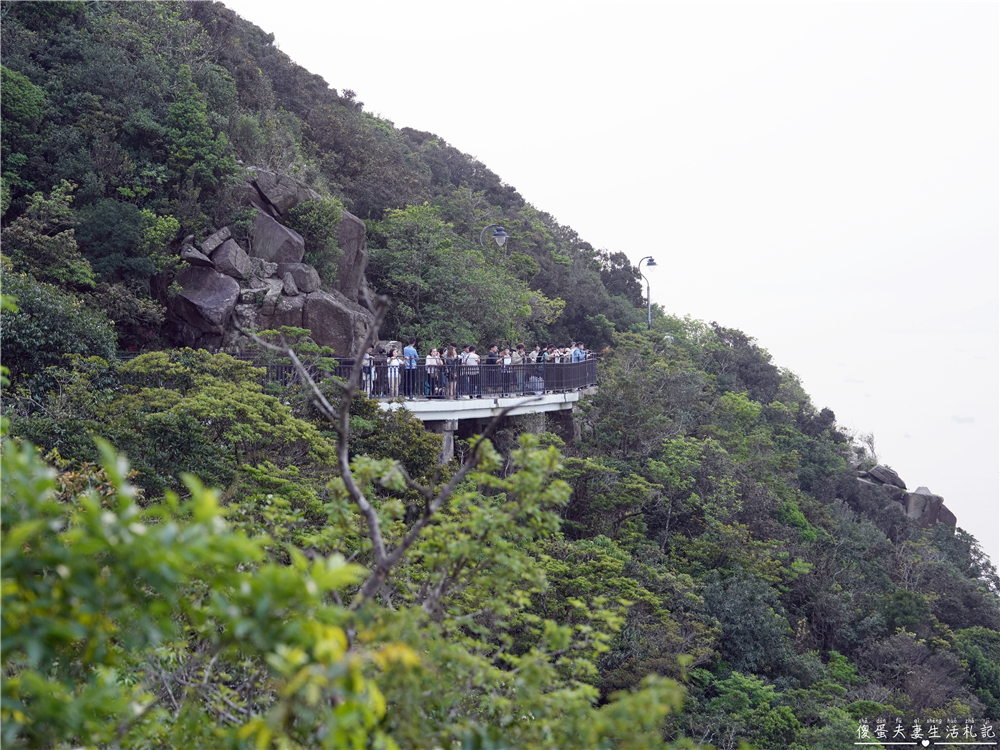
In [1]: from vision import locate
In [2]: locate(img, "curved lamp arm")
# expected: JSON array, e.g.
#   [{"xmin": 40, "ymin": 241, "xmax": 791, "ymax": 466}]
[{"xmin": 479, "ymin": 224, "xmax": 509, "ymax": 248}]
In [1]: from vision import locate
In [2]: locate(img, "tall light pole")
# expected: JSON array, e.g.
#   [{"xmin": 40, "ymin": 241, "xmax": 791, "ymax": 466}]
[
  {"xmin": 638, "ymin": 256, "xmax": 657, "ymax": 330},
  {"xmin": 479, "ymin": 224, "xmax": 509, "ymax": 248}
]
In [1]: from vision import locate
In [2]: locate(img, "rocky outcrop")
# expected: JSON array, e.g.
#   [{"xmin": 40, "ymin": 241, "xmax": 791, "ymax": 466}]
[
  {"xmin": 303, "ymin": 291, "xmax": 372, "ymax": 355},
  {"xmin": 251, "ymin": 209, "xmax": 306, "ymax": 264},
  {"xmin": 200, "ymin": 226, "xmax": 231, "ymax": 255},
  {"xmin": 248, "ymin": 168, "xmax": 322, "ymax": 216},
  {"xmin": 868, "ymin": 464, "xmax": 906, "ymax": 490},
  {"xmin": 172, "ymin": 265, "xmax": 241, "ymax": 334},
  {"xmin": 335, "ymin": 210, "xmax": 368, "ymax": 300},
  {"xmin": 276, "ymin": 263, "xmax": 321, "ymax": 294},
  {"xmin": 244, "ymin": 168, "xmax": 369, "ymax": 300},
  {"xmin": 180, "ymin": 245, "xmax": 214, "ymax": 267},
  {"xmin": 857, "ymin": 466, "xmax": 956, "ymax": 528},
  {"xmin": 166, "ymin": 169, "xmax": 373, "ymax": 356},
  {"xmin": 212, "ymin": 239, "xmax": 254, "ymax": 280}
]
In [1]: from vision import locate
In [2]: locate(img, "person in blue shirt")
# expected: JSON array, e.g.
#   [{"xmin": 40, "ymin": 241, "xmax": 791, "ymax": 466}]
[{"xmin": 403, "ymin": 338, "xmax": 419, "ymax": 399}]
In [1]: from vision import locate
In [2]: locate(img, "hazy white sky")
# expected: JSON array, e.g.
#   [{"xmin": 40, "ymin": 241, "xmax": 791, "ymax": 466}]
[{"xmin": 225, "ymin": 0, "xmax": 999, "ymax": 566}]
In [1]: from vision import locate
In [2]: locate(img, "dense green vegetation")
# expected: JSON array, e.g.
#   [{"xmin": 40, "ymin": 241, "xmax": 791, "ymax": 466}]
[
  {"xmin": 2, "ymin": 3, "xmax": 998, "ymax": 749},
  {"xmin": 1, "ymin": 0, "xmax": 644, "ymax": 367}
]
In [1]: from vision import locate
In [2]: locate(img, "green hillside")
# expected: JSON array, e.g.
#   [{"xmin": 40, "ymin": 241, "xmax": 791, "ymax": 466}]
[{"xmin": 2, "ymin": 3, "xmax": 997, "ymax": 749}]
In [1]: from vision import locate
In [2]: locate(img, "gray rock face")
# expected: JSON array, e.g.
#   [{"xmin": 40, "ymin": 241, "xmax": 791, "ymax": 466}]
[
  {"xmin": 937, "ymin": 504, "xmax": 957, "ymax": 527},
  {"xmin": 269, "ymin": 294, "xmax": 306, "ymax": 330},
  {"xmin": 257, "ymin": 277, "xmax": 285, "ymax": 319},
  {"xmin": 334, "ymin": 210, "xmax": 368, "ymax": 297},
  {"xmin": 168, "ymin": 169, "xmax": 373, "ymax": 355},
  {"xmin": 212, "ymin": 239, "xmax": 254, "ymax": 280},
  {"xmin": 249, "ymin": 258, "xmax": 278, "ymax": 279},
  {"xmin": 250, "ymin": 169, "xmax": 322, "ymax": 215},
  {"xmin": 905, "ymin": 490, "xmax": 944, "ymax": 526},
  {"xmin": 251, "ymin": 209, "xmax": 305, "ymax": 264},
  {"xmin": 857, "ymin": 471, "xmax": 957, "ymax": 529},
  {"xmin": 240, "ymin": 184, "xmax": 278, "ymax": 217},
  {"xmin": 304, "ymin": 290, "xmax": 371, "ymax": 356},
  {"xmin": 868, "ymin": 465, "xmax": 907, "ymax": 490},
  {"xmin": 201, "ymin": 226, "xmax": 231, "ymax": 255},
  {"xmin": 282, "ymin": 271, "xmax": 300, "ymax": 297},
  {"xmin": 172, "ymin": 266, "xmax": 241, "ymax": 332},
  {"xmin": 180, "ymin": 246, "xmax": 214, "ymax": 267},
  {"xmin": 276, "ymin": 263, "xmax": 321, "ymax": 294}
]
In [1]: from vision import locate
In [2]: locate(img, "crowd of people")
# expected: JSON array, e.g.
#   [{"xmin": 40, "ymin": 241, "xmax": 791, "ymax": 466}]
[{"xmin": 360, "ymin": 339, "xmax": 596, "ymax": 400}]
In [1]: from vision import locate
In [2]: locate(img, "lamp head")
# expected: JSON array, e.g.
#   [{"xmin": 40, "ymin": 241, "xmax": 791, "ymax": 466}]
[
  {"xmin": 645, "ymin": 257, "xmax": 657, "ymax": 267},
  {"xmin": 492, "ymin": 226, "xmax": 509, "ymax": 247}
]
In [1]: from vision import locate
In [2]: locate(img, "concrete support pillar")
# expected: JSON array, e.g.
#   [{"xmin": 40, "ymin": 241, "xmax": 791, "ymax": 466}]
[
  {"xmin": 440, "ymin": 426, "xmax": 455, "ymax": 464},
  {"xmin": 548, "ymin": 407, "xmax": 577, "ymax": 443},
  {"xmin": 426, "ymin": 419, "xmax": 459, "ymax": 464}
]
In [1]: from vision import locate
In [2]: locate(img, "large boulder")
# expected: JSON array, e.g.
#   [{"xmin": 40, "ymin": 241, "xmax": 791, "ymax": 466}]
[
  {"xmin": 334, "ymin": 210, "xmax": 368, "ymax": 298},
  {"xmin": 240, "ymin": 183, "xmax": 279, "ymax": 217},
  {"xmin": 171, "ymin": 266, "xmax": 241, "ymax": 333},
  {"xmin": 303, "ymin": 290, "xmax": 373, "ymax": 356},
  {"xmin": 200, "ymin": 226, "xmax": 231, "ymax": 255},
  {"xmin": 282, "ymin": 271, "xmax": 300, "ymax": 297},
  {"xmin": 904, "ymin": 487, "xmax": 950, "ymax": 527},
  {"xmin": 250, "ymin": 169, "xmax": 322, "ymax": 216},
  {"xmin": 212, "ymin": 239, "xmax": 254, "ymax": 280},
  {"xmin": 268, "ymin": 294, "xmax": 307, "ymax": 330},
  {"xmin": 250, "ymin": 209, "xmax": 305, "ymax": 264},
  {"xmin": 180, "ymin": 246, "xmax": 214, "ymax": 268},
  {"xmin": 276, "ymin": 263, "xmax": 321, "ymax": 294},
  {"xmin": 868, "ymin": 464, "xmax": 907, "ymax": 490}
]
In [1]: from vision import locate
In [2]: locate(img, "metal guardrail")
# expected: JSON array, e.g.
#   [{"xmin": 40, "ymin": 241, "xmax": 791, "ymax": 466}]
[
  {"xmin": 357, "ymin": 359, "xmax": 597, "ymax": 400},
  {"xmin": 115, "ymin": 353, "xmax": 599, "ymax": 400}
]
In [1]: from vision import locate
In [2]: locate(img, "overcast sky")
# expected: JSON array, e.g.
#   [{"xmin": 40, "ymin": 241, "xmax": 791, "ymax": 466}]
[{"xmin": 225, "ymin": 0, "xmax": 999, "ymax": 567}]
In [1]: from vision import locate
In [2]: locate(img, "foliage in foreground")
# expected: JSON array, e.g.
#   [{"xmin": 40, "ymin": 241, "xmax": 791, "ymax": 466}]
[{"xmin": 1, "ymin": 429, "xmax": 689, "ymax": 749}]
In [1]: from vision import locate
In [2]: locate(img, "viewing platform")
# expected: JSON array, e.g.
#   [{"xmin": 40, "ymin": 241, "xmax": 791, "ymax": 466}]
[
  {"xmin": 382, "ymin": 388, "xmax": 596, "ymax": 422},
  {"xmin": 117, "ymin": 352, "xmax": 598, "ymax": 461},
  {"xmin": 367, "ymin": 359, "xmax": 599, "ymax": 461}
]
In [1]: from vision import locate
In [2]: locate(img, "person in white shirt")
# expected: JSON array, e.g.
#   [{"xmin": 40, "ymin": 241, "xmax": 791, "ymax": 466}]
[
  {"xmin": 386, "ymin": 348, "xmax": 402, "ymax": 399},
  {"xmin": 425, "ymin": 347, "xmax": 442, "ymax": 397},
  {"xmin": 466, "ymin": 346, "xmax": 481, "ymax": 398}
]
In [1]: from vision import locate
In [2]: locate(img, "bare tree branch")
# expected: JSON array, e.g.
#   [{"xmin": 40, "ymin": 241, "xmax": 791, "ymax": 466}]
[{"xmin": 235, "ymin": 315, "xmax": 547, "ymax": 612}]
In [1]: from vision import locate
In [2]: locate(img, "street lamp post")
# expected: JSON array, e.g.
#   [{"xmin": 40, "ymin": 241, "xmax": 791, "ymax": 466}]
[
  {"xmin": 479, "ymin": 224, "xmax": 509, "ymax": 248},
  {"xmin": 638, "ymin": 256, "xmax": 657, "ymax": 330}
]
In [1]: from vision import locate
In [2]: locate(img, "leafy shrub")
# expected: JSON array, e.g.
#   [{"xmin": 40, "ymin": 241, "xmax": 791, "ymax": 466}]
[
  {"xmin": 1, "ymin": 270, "xmax": 116, "ymax": 392},
  {"xmin": 76, "ymin": 198, "xmax": 153, "ymax": 287},
  {"xmin": 286, "ymin": 197, "xmax": 343, "ymax": 285},
  {"xmin": 1, "ymin": 181, "xmax": 96, "ymax": 288}
]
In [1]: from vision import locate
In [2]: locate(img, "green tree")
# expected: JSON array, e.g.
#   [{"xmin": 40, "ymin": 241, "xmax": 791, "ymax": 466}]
[
  {"xmin": 0, "ymin": 436, "xmax": 398, "ymax": 750},
  {"xmin": 368, "ymin": 203, "xmax": 548, "ymax": 345},
  {"xmin": 0, "ymin": 66, "xmax": 46, "ymax": 206},
  {"xmin": 953, "ymin": 627, "xmax": 1000, "ymax": 716},
  {"xmin": 75, "ymin": 198, "xmax": 153, "ymax": 287},
  {"xmin": 0, "ymin": 270, "xmax": 116, "ymax": 392},
  {"xmin": 286, "ymin": 196, "xmax": 344, "ymax": 284},
  {"xmin": 2, "ymin": 181, "xmax": 96, "ymax": 288},
  {"xmin": 703, "ymin": 572, "xmax": 791, "ymax": 675}
]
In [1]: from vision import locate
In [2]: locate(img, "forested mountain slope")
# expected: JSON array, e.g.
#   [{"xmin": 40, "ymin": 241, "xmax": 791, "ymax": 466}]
[
  {"xmin": 2, "ymin": 3, "xmax": 998, "ymax": 749},
  {"xmin": 1, "ymin": 0, "xmax": 644, "ymax": 359}
]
